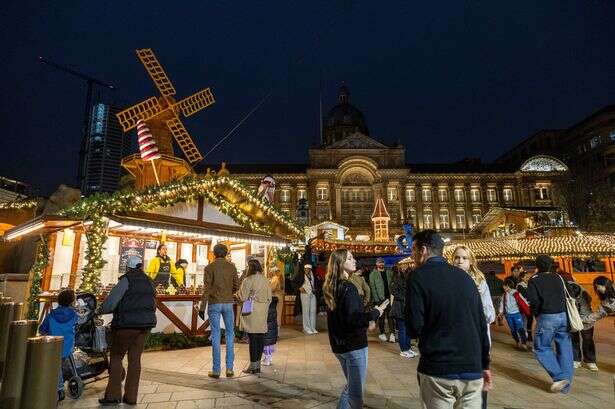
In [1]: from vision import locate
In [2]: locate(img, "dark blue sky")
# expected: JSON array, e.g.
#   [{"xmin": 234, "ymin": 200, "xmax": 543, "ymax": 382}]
[{"xmin": 2, "ymin": 1, "xmax": 615, "ymax": 195}]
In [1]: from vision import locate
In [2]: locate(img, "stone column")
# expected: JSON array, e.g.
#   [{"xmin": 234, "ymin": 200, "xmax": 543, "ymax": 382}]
[{"xmin": 335, "ymin": 184, "xmax": 342, "ymax": 222}]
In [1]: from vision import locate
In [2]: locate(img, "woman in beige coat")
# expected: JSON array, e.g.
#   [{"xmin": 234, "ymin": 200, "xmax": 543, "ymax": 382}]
[{"xmin": 237, "ymin": 259, "xmax": 272, "ymax": 375}]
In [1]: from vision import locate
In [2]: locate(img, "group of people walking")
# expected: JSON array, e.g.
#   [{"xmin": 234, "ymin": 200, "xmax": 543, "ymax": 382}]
[{"xmin": 41, "ymin": 233, "xmax": 614, "ymax": 408}]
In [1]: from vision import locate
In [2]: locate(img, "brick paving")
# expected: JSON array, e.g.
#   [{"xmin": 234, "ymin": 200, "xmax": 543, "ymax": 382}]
[{"xmin": 58, "ymin": 318, "xmax": 615, "ymax": 408}]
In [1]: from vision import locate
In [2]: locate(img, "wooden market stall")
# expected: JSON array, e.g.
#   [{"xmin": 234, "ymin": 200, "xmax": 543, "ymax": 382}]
[{"xmin": 4, "ymin": 174, "xmax": 303, "ymax": 335}]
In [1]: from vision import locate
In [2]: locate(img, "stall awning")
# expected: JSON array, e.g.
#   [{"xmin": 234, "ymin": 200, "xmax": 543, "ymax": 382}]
[
  {"xmin": 2, "ymin": 215, "xmax": 82, "ymax": 241},
  {"xmin": 109, "ymin": 214, "xmax": 289, "ymax": 247}
]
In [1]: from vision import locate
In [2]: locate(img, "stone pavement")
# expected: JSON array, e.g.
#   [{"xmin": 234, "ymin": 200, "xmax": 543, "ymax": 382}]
[{"xmin": 59, "ymin": 318, "xmax": 615, "ymax": 408}]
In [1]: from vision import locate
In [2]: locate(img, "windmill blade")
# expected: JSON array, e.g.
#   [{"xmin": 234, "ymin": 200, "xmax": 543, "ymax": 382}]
[
  {"xmin": 178, "ymin": 87, "xmax": 215, "ymax": 117},
  {"xmin": 166, "ymin": 116, "xmax": 203, "ymax": 164},
  {"xmin": 116, "ymin": 97, "xmax": 164, "ymax": 132},
  {"xmin": 136, "ymin": 48, "xmax": 176, "ymax": 96}
]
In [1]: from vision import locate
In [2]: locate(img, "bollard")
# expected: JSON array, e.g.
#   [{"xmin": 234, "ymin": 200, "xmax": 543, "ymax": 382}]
[
  {"xmin": 19, "ymin": 336, "xmax": 63, "ymax": 409},
  {"xmin": 0, "ymin": 320, "xmax": 38, "ymax": 409},
  {"xmin": 13, "ymin": 302, "xmax": 24, "ymax": 321},
  {"xmin": 0, "ymin": 302, "xmax": 15, "ymax": 377}
]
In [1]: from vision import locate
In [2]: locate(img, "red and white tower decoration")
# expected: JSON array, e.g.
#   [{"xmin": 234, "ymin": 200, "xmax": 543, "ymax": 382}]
[{"xmin": 136, "ymin": 119, "xmax": 161, "ymax": 184}]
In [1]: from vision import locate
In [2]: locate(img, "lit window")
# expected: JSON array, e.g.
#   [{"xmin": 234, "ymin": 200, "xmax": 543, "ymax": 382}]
[
  {"xmin": 471, "ymin": 189, "xmax": 480, "ymax": 202},
  {"xmin": 297, "ymin": 189, "xmax": 307, "ymax": 201},
  {"xmin": 405, "ymin": 188, "xmax": 415, "ymax": 202},
  {"xmin": 422, "ymin": 188, "xmax": 432, "ymax": 202},
  {"xmin": 472, "ymin": 209, "xmax": 482, "ymax": 225},
  {"xmin": 407, "ymin": 207, "xmax": 417, "ymax": 224},
  {"xmin": 439, "ymin": 209, "xmax": 450, "ymax": 229},
  {"xmin": 487, "ymin": 189, "xmax": 497, "ymax": 202},
  {"xmin": 610, "ymin": 130, "xmax": 615, "ymax": 141},
  {"xmin": 534, "ymin": 186, "xmax": 550, "ymax": 200},
  {"xmin": 387, "ymin": 187, "xmax": 398, "ymax": 201},
  {"xmin": 456, "ymin": 210, "xmax": 466, "ymax": 229},
  {"xmin": 423, "ymin": 209, "xmax": 433, "ymax": 228},
  {"xmin": 316, "ymin": 187, "xmax": 328, "ymax": 201},
  {"xmin": 438, "ymin": 189, "xmax": 448, "ymax": 202},
  {"xmin": 590, "ymin": 136, "xmax": 601, "ymax": 149},
  {"xmin": 454, "ymin": 189, "xmax": 465, "ymax": 202},
  {"xmin": 503, "ymin": 188, "xmax": 513, "ymax": 202},
  {"xmin": 280, "ymin": 189, "xmax": 290, "ymax": 202}
]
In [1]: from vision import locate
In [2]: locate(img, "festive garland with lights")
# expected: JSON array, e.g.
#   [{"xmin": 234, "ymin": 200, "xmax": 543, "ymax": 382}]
[
  {"xmin": 27, "ymin": 237, "xmax": 49, "ymax": 319},
  {"xmin": 31, "ymin": 174, "xmax": 303, "ymax": 293},
  {"xmin": 0, "ymin": 198, "xmax": 39, "ymax": 211}
]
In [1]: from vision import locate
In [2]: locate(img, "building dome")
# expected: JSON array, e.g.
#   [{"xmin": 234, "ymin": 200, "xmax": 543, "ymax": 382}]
[{"xmin": 322, "ymin": 84, "xmax": 369, "ymax": 145}]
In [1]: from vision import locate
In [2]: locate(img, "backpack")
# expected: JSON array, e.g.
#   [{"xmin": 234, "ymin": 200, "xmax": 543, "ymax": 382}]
[{"xmin": 513, "ymin": 291, "xmax": 531, "ymax": 317}]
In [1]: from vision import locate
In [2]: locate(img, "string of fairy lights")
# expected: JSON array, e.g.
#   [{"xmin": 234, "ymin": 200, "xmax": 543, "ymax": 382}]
[
  {"xmin": 0, "ymin": 198, "xmax": 39, "ymax": 211},
  {"xmin": 28, "ymin": 174, "xmax": 302, "ymax": 294},
  {"xmin": 27, "ymin": 238, "xmax": 49, "ymax": 319}
]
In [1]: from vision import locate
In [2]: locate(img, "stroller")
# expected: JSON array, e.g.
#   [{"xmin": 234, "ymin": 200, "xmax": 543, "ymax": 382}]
[{"xmin": 62, "ymin": 292, "xmax": 110, "ymax": 399}]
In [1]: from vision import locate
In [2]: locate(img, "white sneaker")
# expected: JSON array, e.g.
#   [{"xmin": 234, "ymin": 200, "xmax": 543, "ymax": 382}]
[
  {"xmin": 388, "ymin": 334, "xmax": 396, "ymax": 343},
  {"xmin": 400, "ymin": 350, "xmax": 417, "ymax": 358},
  {"xmin": 550, "ymin": 379, "xmax": 570, "ymax": 393},
  {"xmin": 304, "ymin": 329, "xmax": 314, "ymax": 335},
  {"xmin": 573, "ymin": 361, "xmax": 581, "ymax": 369},
  {"xmin": 262, "ymin": 356, "xmax": 272, "ymax": 366},
  {"xmin": 584, "ymin": 362, "xmax": 599, "ymax": 372},
  {"xmin": 378, "ymin": 334, "xmax": 387, "ymax": 342},
  {"xmin": 312, "ymin": 329, "xmax": 319, "ymax": 334}
]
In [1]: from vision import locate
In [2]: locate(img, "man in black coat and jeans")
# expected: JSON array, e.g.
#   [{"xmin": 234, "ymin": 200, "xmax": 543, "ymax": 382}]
[
  {"xmin": 98, "ymin": 255, "xmax": 157, "ymax": 406},
  {"xmin": 405, "ymin": 230, "xmax": 491, "ymax": 409}
]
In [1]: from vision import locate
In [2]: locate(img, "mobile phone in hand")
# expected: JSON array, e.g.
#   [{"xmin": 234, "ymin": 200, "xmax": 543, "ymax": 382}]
[{"xmin": 379, "ymin": 299, "xmax": 390, "ymax": 309}]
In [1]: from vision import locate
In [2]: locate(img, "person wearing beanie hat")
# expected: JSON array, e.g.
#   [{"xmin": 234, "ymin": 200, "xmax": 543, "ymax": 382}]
[
  {"xmin": 98, "ymin": 255, "xmax": 156, "ymax": 405},
  {"xmin": 369, "ymin": 257, "xmax": 395, "ymax": 343},
  {"xmin": 526, "ymin": 254, "xmax": 574, "ymax": 394}
]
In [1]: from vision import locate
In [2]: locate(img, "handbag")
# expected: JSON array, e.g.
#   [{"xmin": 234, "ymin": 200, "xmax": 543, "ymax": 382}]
[
  {"xmin": 241, "ymin": 293, "xmax": 254, "ymax": 316},
  {"xmin": 92, "ymin": 325, "xmax": 108, "ymax": 352},
  {"xmin": 557, "ymin": 275, "xmax": 584, "ymax": 332}
]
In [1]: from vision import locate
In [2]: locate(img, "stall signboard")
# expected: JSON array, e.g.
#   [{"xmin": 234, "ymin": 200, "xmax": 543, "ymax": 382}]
[{"xmin": 119, "ymin": 237, "xmax": 146, "ymax": 274}]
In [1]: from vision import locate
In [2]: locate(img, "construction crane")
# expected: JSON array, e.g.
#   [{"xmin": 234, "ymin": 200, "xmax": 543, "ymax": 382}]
[{"xmin": 38, "ymin": 56, "xmax": 115, "ymax": 189}]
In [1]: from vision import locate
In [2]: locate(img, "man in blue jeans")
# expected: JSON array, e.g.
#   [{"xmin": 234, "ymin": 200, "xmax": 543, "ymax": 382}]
[
  {"xmin": 526, "ymin": 255, "xmax": 574, "ymax": 393},
  {"xmin": 199, "ymin": 244, "xmax": 240, "ymax": 378}
]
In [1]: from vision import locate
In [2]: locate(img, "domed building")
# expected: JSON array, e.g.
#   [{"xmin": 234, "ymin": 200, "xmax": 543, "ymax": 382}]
[
  {"xmin": 198, "ymin": 84, "xmax": 570, "ymax": 241},
  {"xmin": 322, "ymin": 84, "xmax": 370, "ymax": 145}
]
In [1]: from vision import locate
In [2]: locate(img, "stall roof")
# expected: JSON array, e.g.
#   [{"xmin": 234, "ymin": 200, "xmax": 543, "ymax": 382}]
[
  {"xmin": 3, "ymin": 215, "xmax": 82, "ymax": 241},
  {"xmin": 109, "ymin": 213, "xmax": 288, "ymax": 247}
]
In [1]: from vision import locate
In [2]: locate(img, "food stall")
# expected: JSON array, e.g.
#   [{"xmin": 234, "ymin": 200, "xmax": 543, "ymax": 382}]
[{"xmin": 4, "ymin": 174, "xmax": 303, "ymax": 335}]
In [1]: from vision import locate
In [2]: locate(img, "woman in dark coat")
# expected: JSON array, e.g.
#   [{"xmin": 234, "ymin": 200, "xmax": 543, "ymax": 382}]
[
  {"xmin": 390, "ymin": 266, "xmax": 417, "ymax": 358},
  {"xmin": 262, "ymin": 296, "xmax": 279, "ymax": 366}
]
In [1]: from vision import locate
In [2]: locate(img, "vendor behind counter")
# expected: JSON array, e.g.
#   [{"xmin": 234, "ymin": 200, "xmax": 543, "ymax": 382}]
[{"xmin": 146, "ymin": 244, "xmax": 183, "ymax": 287}]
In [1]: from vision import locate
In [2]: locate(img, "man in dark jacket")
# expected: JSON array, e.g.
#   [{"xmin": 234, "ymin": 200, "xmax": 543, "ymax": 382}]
[
  {"xmin": 526, "ymin": 255, "xmax": 573, "ymax": 394},
  {"xmin": 99, "ymin": 255, "xmax": 156, "ymax": 406},
  {"xmin": 405, "ymin": 230, "xmax": 491, "ymax": 408}
]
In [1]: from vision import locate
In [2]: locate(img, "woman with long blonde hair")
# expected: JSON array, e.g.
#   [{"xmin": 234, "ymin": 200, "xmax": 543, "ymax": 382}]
[
  {"xmin": 452, "ymin": 245, "xmax": 495, "ymax": 409},
  {"xmin": 324, "ymin": 249, "xmax": 387, "ymax": 409}
]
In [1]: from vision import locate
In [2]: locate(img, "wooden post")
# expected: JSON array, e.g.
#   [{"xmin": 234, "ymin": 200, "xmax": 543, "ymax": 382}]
[
  {"xmin": 503, "ymin": 259, "xmax": 513, "ymax": 277},
  {"xmin": 68, "ymin": 231, "xmax": 82, "ymax": 288},
  {"xmin": 41, "ymin": 233, "xmax": 57, "ymax": 292}
]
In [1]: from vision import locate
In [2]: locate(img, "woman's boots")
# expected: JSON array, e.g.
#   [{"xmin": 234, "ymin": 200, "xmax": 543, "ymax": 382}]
[{"xmin": 242, "ymin": 361, "xmax": 261, "ymax": 375}]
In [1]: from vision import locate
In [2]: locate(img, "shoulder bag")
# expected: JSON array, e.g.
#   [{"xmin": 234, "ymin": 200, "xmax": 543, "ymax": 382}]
[{"xmin": 557, "ymin": 274, "xmax": 584, "ymax": 332}]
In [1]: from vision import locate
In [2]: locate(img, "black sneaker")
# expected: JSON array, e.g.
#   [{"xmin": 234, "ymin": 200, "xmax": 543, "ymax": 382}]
[
  {"xmin": 122, "ymin": 398, "xmax": 137, "ymax": 406},
  {"xmin": 98, "ymin": 397, "xmax": 121, "ymax": 406},
  {"xmin": 58, "ymin": 390, "xmax": 65, "ymax": 401}
]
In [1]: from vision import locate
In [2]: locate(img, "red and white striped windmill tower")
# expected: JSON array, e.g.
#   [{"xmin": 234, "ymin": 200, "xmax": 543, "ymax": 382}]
[{"xmin": 136, "ymin": 119, "xmax": 161, "ymax": 184}]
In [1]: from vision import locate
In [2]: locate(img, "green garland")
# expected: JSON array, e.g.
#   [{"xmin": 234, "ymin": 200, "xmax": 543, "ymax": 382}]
[
  {"xmin": 46, "ymin": 174, "xmax": 302, "ymax": 294},
  {"xmin": 27, "ymin": 237, "xmax": 49, "ymax": 319},
  {"xmin": 0, "ymin": 198, "xmax": 39, "ymax": 211}
]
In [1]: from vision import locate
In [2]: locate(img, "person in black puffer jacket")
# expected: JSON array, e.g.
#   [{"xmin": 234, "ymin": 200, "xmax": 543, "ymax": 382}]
[
  {"xmin": 99, "ymin": 255, "xmax": 156, "ymax": 406},
  {"xmin": 568, "ymin": 282, "xmax": 598, "ymax": 371},
  {"xmin": 262, "ymin": 297, "xmax": 279, "ymax": 366}
]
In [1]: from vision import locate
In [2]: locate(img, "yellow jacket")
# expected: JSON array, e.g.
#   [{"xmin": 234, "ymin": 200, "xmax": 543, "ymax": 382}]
[
  {"xmin": 146, "ymin": 256, "xmax": 181, "ymax": 285},
  {"xmin": 175, "ymin": 266, "xmax": 186, "ymax": 286}
]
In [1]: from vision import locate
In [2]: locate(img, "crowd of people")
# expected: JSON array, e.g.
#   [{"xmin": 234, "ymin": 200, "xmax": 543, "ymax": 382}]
[{"xmin": 40, "ymin": 236, "xmax": 615, "ymax": 408}]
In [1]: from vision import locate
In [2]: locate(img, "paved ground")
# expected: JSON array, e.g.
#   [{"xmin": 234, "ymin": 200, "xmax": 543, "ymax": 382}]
[{"xmin": 59, "ymin": 318, "xmax": 615, "ymax": 408}]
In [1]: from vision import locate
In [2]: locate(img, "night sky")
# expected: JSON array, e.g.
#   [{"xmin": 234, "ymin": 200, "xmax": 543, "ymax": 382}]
[{"xmin": 2, "ymin": 1, "xmax": 615, "ymax": 195}]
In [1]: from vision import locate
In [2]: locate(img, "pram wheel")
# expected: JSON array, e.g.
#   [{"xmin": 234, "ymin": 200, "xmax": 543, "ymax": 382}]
[{"xmin": 67, "ymin": 376, "xmax": 84, "ymax": 399}]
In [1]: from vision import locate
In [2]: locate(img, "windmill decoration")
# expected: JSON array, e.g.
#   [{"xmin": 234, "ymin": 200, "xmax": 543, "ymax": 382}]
[{"xmin": 116, "ymin": 48, "xmax": 215, "ymax": 188}]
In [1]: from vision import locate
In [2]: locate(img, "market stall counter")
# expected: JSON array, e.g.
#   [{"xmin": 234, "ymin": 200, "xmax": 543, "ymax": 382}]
[{"xmin": 37, "ymin": 292, "xmax": 238, "ymax": 337}]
